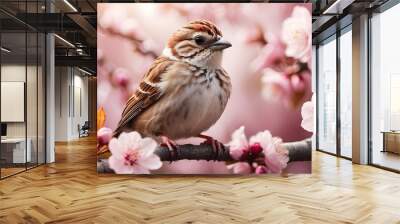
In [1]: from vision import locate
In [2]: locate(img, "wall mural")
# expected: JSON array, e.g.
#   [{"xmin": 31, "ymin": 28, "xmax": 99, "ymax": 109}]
[{"xmin": 97, "ymin": 3, "xmax": 313, "ymax": 175}]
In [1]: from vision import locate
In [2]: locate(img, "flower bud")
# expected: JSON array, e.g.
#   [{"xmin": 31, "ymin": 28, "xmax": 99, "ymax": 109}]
[
  {"xmin": 249, "ymin": 143, "xmax": 263, "ymax": 155},
  {"xmin": 239, "ymin": 148, "xmax": 250, "ymax": 160},
  {"xmin": 255, "ymin": 165, "xmax": 268, "ymax": 174},
  {"xmin": 97, "ymin": 127, "xmax": 113, "ymax": 145},
  {"xmin": 112, "ymin": 68, "xmax": 130, "ymax": 88},
  {"xmin": 291, "ymin": 74, "xmax": 305, "ymax": 92}
]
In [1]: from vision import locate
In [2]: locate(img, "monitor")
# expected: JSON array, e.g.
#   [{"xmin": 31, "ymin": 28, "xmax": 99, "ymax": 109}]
[{"xmin": 1, "ymin": 123, "xmax": 7, "ymax": 137}]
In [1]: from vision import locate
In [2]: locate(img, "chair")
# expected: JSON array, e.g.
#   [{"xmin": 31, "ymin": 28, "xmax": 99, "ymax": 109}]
[{"xmin": 79, "ymin": 121, "xmax": 90, "ymax": 138}]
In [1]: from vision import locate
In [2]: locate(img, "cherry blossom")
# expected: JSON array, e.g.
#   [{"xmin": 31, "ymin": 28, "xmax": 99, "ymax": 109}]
[
  {"xmin": 261, "ymin": 68, "xmax": 311, "ymax": 108},
  {"xmin": 228, "ymin": 126, "xmax": 249, "ymax": 160},
  {"xmin": 251, "ymin": 34, "xmax": 286, "ymax": 71},
  {"xmin": 261, "ymin": 68, "xmax": 290, "ymax": 102},
  {"xmin": 227, "ymin": 126, "xmax": 289, "ymax": 174},
  {"xmin": 108, "ymin": 132, "xmax": 162, "ymax": 174},
  {"xmin": 249, "ymin": 130, "xmax": 289, "ymax": 173},
  {"xmin": 281, "ymin": 6, "xmax": 312, "ymax": 63},
  {"xmin": 301, "ymin": 94, "xmax": 314, "ymax": 133}
]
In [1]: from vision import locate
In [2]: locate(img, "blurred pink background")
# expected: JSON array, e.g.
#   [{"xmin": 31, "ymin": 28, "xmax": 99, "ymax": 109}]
[{"xmin": 97, "ymin": 3, "xmax": 312, "ymax": 174}]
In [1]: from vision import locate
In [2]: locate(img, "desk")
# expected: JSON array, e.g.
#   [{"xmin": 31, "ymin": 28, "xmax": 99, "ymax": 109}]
[
  {"xmin": 381, "ymin": 131, "xmax": 400, "ymax": 154},
  {"xmin": 1, "ymin": 138, "xmax": 31, "ymax": 163}
]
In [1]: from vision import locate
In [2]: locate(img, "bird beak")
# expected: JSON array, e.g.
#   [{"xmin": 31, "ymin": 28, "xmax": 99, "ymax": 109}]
[{"xmin": 209, "ymin": 38, "xmax": 232, "ymax": 51}]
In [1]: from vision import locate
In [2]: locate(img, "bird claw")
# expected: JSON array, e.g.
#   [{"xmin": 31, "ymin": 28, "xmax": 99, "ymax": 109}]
[
  {"xmin": 198, "ymin": 134, "xmax": 224, "ymax": 161},
  {"xmin": 160, "ymin": 136, "xmax": 178, "ymax": 163}
]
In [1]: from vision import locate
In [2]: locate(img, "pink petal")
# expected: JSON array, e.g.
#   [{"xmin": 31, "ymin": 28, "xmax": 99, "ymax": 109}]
[
  {"xmin": 262, "ymin": 68, "xmax": 291, "ymax": 95},
  {"xmin": 120, "ymin": 132, "xmax": 141, "ymax": 150},
  {"xmin": 292, "ymin": 6, "xmax": 312, "ymax": 20},
  {"xmin": 291, "ymin": 75, "xmax": 305, "ymax": 92},
  {"xmin": 138, "ymin": 155, "xmax": 162, "ymax": 170},
  {"xmin": 251, "ymin": 35, "xmax": 285, "ymax": 71},
  {"xmin": 131, "ymin": 166, "xmax": 151, "ymax": 174},
  {"xmin": 109, "ymin": 155, "xmax": 134, "ymax": 174},
  {"xmin": 249, "ymin": 130, "xmax": 273, "ymax": 151},
  {"xmin": 228, "ymin": 126, "xmax": 248, "ymax": 149},
  {"xmin": 108, "ymin": 138, "xmax": 123, "ymax": 157},
  {"xmin": 264, "ymin": 142, "xmax": 289, "ymax": 173},
  {"xmin": 281, "ymin": 6, "xmax": 311, "ymax": 61},
  {"xmin": 301, "ymin": 94, "xmax": 314, "ymax": 132},
  {"xmin": 227, "ymin": 162, "xmax": 252, "ymax": 174},
  {"xmin": 255, "ymin": 165, "xmax": 269, "ymax": 174},
  {"xmin": 230, "ymin": 147, "xmax": 245, "ymax": 160},
  {"xmin": 139, "ymin": 138, "xmax": 158, "ymax": 157}
]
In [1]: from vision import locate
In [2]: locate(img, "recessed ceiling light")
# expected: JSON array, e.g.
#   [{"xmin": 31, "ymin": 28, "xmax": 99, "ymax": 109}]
[
  {"xmin": 1, "ymin": 47, "xmax": 11, "ymax": 53},
  {"xmin": 63, "ymin": 0, "xmax": 78, "ymax": 12},
  {"xmin": 54, "ymin": 34, "xmax": 75, "ymax": 48},
  {"xmin": 323, "ymin": 0, "xmax": 354, "ymax": 15},
  {"xmin": 78, "ymin": 67, "xmax": 93, "ymax": 76}
]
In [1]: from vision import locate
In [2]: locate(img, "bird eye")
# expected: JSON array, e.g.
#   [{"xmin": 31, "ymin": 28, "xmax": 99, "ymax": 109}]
[{"xmin": 194, "ymin": 35, "xmax": 206, "ymax": 45}]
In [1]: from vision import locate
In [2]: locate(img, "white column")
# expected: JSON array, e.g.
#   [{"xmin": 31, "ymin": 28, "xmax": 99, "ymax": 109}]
[
  {"xmin": 46, "ymin": 32, "xmax": 55, "ymax": 163},
  {"xmin": 45, "ymin": 0, "xmax": 56, "ymax": 163},
  {"xmin": 312, "ymin": 45, "xmax": 317, "ymax": 150},
  {"xmin": 352, "ymin": 14, "xmax": 369, "ymax": 164}
]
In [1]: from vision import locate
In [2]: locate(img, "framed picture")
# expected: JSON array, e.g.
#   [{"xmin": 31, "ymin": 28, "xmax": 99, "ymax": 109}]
[{"xmin": 97, "ymin": 3, "xmax": 313, "ymax": 175}]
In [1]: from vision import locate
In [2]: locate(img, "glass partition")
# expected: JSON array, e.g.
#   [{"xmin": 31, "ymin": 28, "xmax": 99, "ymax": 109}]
[
  {"xmin": 27, "ymin": 30, "xmax": 38, "ymax": 169},
  {"xmin": 38, "ymin": 32, "xmax": 45, "ymax": 165},
  {"xmin": 0, "ymin": 1, "xmax": 46, "ymax": 179},
  {"xmin": 1, "ymin": 30, "xmax": 28, "ymax": 177}
]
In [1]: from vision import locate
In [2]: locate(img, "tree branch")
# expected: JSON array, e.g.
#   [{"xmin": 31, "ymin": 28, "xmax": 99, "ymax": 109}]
[
  {"xmin": 98, "ymin": 26, "xmax": 158, "ymax": 58},
  {"xmin": 97, "ymin": 139, "xmax": 311, "ymax": 173}
]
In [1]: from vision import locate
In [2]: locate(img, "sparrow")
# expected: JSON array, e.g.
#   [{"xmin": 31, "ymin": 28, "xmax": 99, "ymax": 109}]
[{"xmin": 113, "ymin": 20, "xmax": 232, "ymax": 154}]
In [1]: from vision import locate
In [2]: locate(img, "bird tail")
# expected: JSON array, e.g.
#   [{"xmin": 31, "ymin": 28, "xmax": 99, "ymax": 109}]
[
  {"xmin": 112, "ymin": 127, "xmax": 123, "ymax": 138},
  {"xmin": 97, "ymin": 144, "xmax": 109, "ymax": 155}
]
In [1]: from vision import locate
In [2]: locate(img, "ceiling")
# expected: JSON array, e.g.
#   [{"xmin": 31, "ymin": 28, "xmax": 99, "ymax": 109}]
[
  {"xmin": 0, "ymin": 0, "xmax": 97, "ymax": 74},
  {"xmin": 312, "ymin": 0, "xmax": 391, "ymax": 44},
  {"xmin": 0, "ymin": 0, "xmax": 396, "ymax": 73}
]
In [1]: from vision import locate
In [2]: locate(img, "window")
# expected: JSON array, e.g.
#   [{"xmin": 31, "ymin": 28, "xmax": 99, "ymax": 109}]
[
  {"xmin": 317, "ymin": 36, "xmax": 337, "ymax": 154},
  {"xmin": 370, "ymin": 3, "xmax": 400, "ymax": 171},
  {"xmin": 339, "ymin": 27, "xmax": 352, "ymax": 158}
]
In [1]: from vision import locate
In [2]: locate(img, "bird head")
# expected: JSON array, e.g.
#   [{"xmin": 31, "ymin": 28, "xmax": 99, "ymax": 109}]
[{"xmin": 163, "ymin": 20, "xmax": 232, "ymax": 67}]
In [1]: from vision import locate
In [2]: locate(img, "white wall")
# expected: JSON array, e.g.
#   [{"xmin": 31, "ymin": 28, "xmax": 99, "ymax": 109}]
[
  {"xmin": 1, "ymin": 65, "xmax": 26, "ymax": 137},
  {"xmin": 1, "ymin": 65, "xmax": 40, "ymax": 138},
  {"xmin": 54, "ymin": 67, "xmax": 89, "ymax": 141},
  {"xmin": 55, "ymin": 67, "xmax": 69, "ymax": 141}
]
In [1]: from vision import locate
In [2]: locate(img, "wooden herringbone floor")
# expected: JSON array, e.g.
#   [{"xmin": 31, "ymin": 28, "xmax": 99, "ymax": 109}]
[{"xmin": 1, "ymin": 136, "xmax": 400, "ymax": 224}]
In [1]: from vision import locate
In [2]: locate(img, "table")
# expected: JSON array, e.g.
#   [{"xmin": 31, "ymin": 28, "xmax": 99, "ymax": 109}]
[
  {"xmin": 381, "ymin": 131, "xmax": 400, "ymax": 154},
  {"xmin": 1, "ymin": 138, "xmax": 31, "ymax": 163}
]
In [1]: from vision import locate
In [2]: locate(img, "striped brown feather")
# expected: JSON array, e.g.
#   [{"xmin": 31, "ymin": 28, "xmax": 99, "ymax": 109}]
[
  {"xmin": 215, "ymin": 68, "xmax": 231, "ymax": 92},
  {"xmin": 113, "ymin": 57, "xmax": 173, "ymax": 137},
  {"xmin": 168, "ymin": 20, "xmax": 222, "ymax": 58},
  {"xmin": 188, "ymin": 20, "xmax": 222, "ymax": 37}
]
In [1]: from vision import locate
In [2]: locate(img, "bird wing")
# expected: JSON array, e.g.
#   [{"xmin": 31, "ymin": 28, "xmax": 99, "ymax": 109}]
[{"xmin": 113, "ymin": 57, "xmax": 174, "ymax": 137}]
